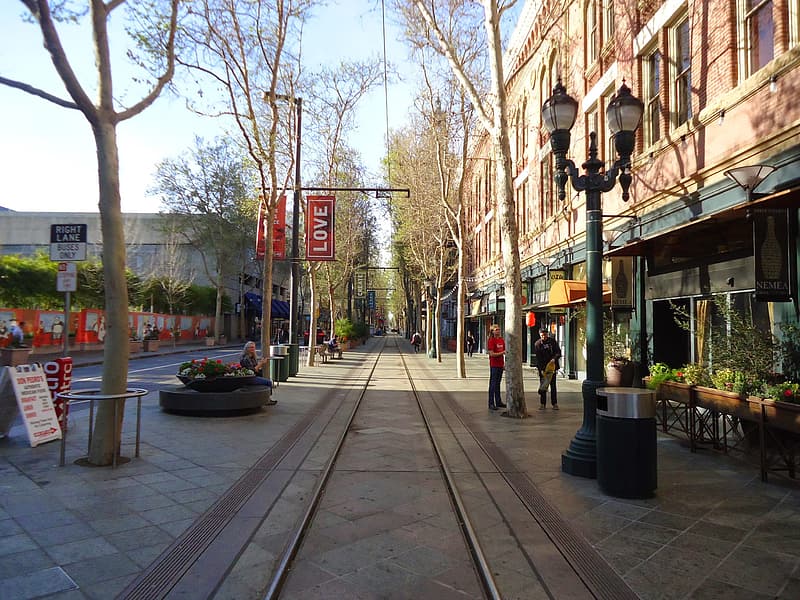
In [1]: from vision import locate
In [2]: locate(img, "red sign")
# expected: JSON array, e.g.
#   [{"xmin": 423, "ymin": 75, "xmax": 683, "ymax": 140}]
[
  {"xmin": 43, "ymin": 357, "xmax": 72, "ymax": 430},
  {"xmin": 273, "ymin": 195, "xmax": 286, "ymax": 259},
  {"xmin": 306, "ymin": 196, "xmax": 335, "ymax": 261}
]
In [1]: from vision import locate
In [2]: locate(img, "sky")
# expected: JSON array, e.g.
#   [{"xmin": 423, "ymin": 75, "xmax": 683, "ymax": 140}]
[{"xmin": 0, "ymin": 1, "xmax": 416, "ymax": 214}]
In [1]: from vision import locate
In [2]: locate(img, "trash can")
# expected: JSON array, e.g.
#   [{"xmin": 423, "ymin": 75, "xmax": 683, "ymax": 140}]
[
  {"xmin": 287, "ymin": 343, "xmax": 299, "ymax": 377},
  {"xmin": 596, "ymin": 387, "xmax": 657, "ymax": 499},
  {"xmin": 270, "ymin": 344, "xmax": 290, "ymax": 382}
]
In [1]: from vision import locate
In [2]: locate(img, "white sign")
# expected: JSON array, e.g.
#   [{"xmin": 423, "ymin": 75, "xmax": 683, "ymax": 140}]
[
  {"xmin": 57, "ymin": 262, "xmax": 78, "ymax": 292},
  {"xmin": 50, "ymin": 224, "xmax": 87, "ymax": 261},
  {"xmin": 7, "ymin": 364, "xmax": 62, "ymax": 447}
]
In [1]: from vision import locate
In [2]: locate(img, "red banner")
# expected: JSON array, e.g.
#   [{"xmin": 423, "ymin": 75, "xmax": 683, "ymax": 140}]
[
  {"xmin": 273, "ymin": 195, "xmax": 287, "ymax": 259},
  {"xmin": 257, "ymin": 195, "xmax": 287, "ymax": 260},
  {"xmin": 306, "ymin": 196, "xmax": 335, "ymax": 261}
]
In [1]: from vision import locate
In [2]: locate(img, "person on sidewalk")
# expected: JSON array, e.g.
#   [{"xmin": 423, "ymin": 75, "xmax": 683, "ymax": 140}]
[
  {"xmin": 466, "ymin": 330, "xmax": 475, "ymax": 357},
  {"xmin": 487, "ymin": 325, "xmax": 507, "ymax": 411},
  {"xmin": 534, "ymin": 329, "xmax": 561, "ymax": 410},
  {"xmin": 411, "ymin": 331, "xmax": 422, "ymax": 353},
  {"xmin": 239, "ymin": 342, "xmax": 274, "ymax": 391}
]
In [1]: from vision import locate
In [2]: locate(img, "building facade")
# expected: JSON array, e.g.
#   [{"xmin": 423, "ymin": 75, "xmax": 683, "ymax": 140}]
[{"xmin": 465, "ymin": 0, "xmax": 800, "ymax": 377}]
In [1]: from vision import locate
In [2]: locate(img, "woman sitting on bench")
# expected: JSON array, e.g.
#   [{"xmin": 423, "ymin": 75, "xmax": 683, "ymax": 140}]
[{"xmin": 239, "ymin": 342, "xmax": 273, "ymax": 387}]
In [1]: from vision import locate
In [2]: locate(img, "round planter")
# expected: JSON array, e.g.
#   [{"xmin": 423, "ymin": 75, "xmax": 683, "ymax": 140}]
[
  {"xmin": 160, "ymin": 385, "xmax": 270, "ymax": 415},
  {"xmin": 177, "ymin": 375, "xmax": 257, "ymax": 393}
]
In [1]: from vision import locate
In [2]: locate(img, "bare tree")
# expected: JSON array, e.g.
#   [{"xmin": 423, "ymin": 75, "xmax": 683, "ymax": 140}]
[
  {"xmin": 150, "ymin": 137, "xmax": 255, "ymax": 341},
  {"xmin": 397, "ymin": 0, "xmax": 527, "ymax": 416},
  {"xmin": 0, "ymin": 0, "xmax": 181, "ymax": 464},
  {"xmin": 180, "ymin": 0, "xmax": 312, "ymax": 353},
  {"xmin": 303, "ymin": 59, "xmax": 383, "ymax": 363}
]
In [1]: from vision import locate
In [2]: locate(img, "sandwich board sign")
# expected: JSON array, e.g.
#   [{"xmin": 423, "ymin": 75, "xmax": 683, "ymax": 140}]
[{"xmin": 0, "ymin": 365, "xmax": 62, "ymax": 446}]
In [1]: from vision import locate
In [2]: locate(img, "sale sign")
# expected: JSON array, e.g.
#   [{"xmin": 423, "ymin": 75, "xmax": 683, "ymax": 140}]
[
  {"xmin": 7, "ymin": 364, "xmax": 62, "ymax": 447},
  {"xmin": 306, "ymin": 196, "xmax": 335, "ymax": 261}
]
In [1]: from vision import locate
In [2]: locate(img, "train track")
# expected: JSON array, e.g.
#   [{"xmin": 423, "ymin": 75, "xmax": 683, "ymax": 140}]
[{"xmin": 120, "ymin": 336, "xmax": 635, "ymax": 599}]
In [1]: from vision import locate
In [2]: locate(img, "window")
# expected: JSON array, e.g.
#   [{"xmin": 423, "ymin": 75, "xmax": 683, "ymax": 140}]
[
  {"xmin": 604, "ymin": 0, "xmax": 615, "ymax": 44},
  {"xmin": 644, "ymin": 49, "xmax": 662, "ymax": 145},
  {"xmin": 745, "ymin": 0, "xmax": 774, "ymax": 73},
  {"xmin": 673, "ymin": 17, "xmax": 692, "ymax": 126},
  {"xmin": 586, "ymin": 1, "xmax": 598, "ymax": 65}
]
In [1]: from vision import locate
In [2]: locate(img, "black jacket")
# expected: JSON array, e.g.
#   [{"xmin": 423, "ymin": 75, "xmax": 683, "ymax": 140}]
[{"xmin": 533, "ymin": 336, "xmax": 561, "ymax": 371}]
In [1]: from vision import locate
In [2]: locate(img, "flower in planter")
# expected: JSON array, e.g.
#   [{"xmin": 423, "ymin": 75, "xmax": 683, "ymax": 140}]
[
  {"xmin": 764, "ymin": 381, "xmax": 800, "ymax": 404},
  {"xmin": 178, "ymin": 358, "xmax": 254, "ymax": 379}
]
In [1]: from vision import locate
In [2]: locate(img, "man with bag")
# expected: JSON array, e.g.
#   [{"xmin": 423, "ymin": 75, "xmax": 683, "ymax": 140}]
[{"xmin": 534, "ymin": 329, "xmax": 561, "ymax": 410}]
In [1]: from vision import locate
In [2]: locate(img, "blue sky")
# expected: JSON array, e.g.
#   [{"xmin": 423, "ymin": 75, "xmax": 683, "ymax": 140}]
[{"xmin": 0, "ymin": 1, "xmax": 415, "ymax": 213}]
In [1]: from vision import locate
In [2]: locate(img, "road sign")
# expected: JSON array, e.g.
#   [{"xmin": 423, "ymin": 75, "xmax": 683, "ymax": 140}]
[
  {"xmin": 56, "ymin": 262, "xmax": 78, "ymax": 292},
  {"xmin": 50, "ymin": 224, "xmax": 87, "ymax": 261}
]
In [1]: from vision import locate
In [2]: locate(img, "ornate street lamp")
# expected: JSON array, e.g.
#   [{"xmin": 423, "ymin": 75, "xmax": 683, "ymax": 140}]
[{"xmin": 542, "ymin": 80, "xmax": 643, "ymax": 478}]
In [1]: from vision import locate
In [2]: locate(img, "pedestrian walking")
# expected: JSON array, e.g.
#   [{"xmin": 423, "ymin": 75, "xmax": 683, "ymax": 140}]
[
  {"xmin": 533, "ymin": 329, "xmax": 562, "ymax": 409},
  {"xmin": 411, "ymin": 331, "xmax": 422, "ymax": 353},
  {"xmin": 487, "ymin": 325, "xmax": 507, "ymax": 411},
  {"xmin": 466, "ymin": 330, "xmax": 475, "ymax": 357}
]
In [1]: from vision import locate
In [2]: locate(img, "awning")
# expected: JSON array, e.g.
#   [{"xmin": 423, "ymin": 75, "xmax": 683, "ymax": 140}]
[
  {"xmin": 243, "ymin": 292, "xmax": 290, "ymax": 319},
  {"xmin": 271, "ymin": 299, "xmax": 290, "ymax": 319},
  {"xmin": 547, "ymin": 279, "xmax": 611, "ymax": 307}
]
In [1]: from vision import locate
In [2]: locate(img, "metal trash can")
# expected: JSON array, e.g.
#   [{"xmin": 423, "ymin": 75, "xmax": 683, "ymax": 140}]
[
  {"xmin": 270, "ymin": 344, "xmax": 290, "ymax": 382},
  {"xmin": 596, "ymin": 387, "xmax": 657, "ymax": 499}
]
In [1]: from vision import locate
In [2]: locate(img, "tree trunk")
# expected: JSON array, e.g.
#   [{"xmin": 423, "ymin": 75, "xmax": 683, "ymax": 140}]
[
  {"xmin": 484, "ymin": 1, "xmax": 526, "ymax": 417},
  {"xmin": 306, "ymin": 267, "xmax": 318, "ymax": 366},
  {"xmin": 214, "ymin": 279, "xmax": 224, "ymax": 343},
  {"xmin": 456, "ymin": 244, "xmax": 466, "ymax": 378},
  {"xmin": 89, "ymin": 119, "xmax": 130, "ymax": 466}
]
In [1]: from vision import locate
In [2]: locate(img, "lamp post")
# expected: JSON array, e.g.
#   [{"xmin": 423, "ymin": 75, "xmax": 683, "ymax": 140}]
[
  {"xmin": 542, "ymin": 80, "xmax": 643, "ymax": 478},
  {"xmin": 275, "ymin": 94, "xmax": 302, "ymax": 375}
]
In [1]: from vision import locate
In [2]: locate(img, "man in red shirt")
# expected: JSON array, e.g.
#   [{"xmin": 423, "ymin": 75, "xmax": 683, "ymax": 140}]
[{"xmin": 487, "ymin": 325, "xmax": 507, "ymax": 410}]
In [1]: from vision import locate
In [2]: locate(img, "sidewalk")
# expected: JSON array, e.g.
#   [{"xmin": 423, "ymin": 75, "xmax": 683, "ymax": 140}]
[{"xmin": 0, "ymin": 339, "xmax": 798, "ymax": 599}]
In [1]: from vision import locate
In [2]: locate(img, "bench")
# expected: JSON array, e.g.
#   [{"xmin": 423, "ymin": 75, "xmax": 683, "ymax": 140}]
[{"xmin": 315, "ymin": 343, "xmax": 343, "ymax": 363}]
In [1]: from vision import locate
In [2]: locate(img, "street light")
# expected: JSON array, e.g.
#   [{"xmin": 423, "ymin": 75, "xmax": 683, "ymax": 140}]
[
  {"xmin": 274, "ymin": 94, "xmax": 303, "ymax": 374},
  {"xmin": 542, "ymin": 79, "xmax": 643, "ymax": 478}
]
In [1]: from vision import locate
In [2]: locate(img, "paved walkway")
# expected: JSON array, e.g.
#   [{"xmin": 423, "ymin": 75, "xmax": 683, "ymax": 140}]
[{"xmin": 0, "ymin": 338, "xmax": 798, "ymax": 599}]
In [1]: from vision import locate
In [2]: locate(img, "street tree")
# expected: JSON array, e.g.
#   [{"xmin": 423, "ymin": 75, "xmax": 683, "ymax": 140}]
[
  {"xmin": 150, "ymin": 137, "xmax": 255, "ymax": 341},
  {"xmin": 397, "ymin": 0, "xmax": 527, "ymax": 416},
  {"xmin": 303, "ymin": 59, "xmax": 383, "ymax": 363},
  {"xmin": 179, "ymin": 0, "xmax": 311, "ymax": 354},
  {"xmin": 0, "ymin": 0, "xmax": 181, "ymax": 463}
]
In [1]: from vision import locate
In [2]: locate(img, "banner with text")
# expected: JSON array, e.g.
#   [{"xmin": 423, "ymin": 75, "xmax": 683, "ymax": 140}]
[
  {"xmin": 306, "ymin": 196, "xmax": 336, "ymax": 261},
  {"xmin": 256, "ymin": 195, "xmax": 287, "ymax": 260}
]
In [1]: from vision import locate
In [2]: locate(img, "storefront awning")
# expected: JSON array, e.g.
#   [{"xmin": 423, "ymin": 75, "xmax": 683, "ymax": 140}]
[
  {"xmin": 547, "ymin": 280, "xmax": 611, "ymax": 307},
  {"xmin": 243, "ymin": 293, "xmax": 290, "ymax": 319}
]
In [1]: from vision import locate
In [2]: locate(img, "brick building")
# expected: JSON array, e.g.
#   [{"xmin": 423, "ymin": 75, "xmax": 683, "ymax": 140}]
[{"xmin": 465, "ymin": 0, "xmax": 799, "ymax": 377}]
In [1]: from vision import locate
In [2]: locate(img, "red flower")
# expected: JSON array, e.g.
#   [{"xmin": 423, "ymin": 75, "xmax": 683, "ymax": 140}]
[
  {"xmin": 676, "ymin": 371, "xmax": 683, "ymax": 378},
  {"xmin": 784, "ymin": 389, "xmax": 794, "ymax": 397}
]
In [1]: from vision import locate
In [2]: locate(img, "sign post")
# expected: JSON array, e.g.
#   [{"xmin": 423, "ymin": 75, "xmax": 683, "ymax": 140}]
[
  {"xmin": 56, "ymin": 262, "xmax": 78, "ymax": 357},
  {"xmin": 50, "ymin": 225, "xmax": 86, "ymax": 357}
]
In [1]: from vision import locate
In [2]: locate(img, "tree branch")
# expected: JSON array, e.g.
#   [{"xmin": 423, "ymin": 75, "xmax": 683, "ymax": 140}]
[{"xmin": 0, "ymin": 75, "xmax": 79, "ymax": 109}]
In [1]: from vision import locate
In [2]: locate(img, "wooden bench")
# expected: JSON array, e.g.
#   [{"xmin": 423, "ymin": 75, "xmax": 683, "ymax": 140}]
[{"xmin": 315, "ymin": 344, "xmax": 343, "ymax": 363}]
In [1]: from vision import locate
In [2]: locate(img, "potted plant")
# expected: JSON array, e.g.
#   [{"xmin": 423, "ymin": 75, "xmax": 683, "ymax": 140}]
[
  {"xmin": 176, "ymin": 358, "xmax": 255, "ymax": 392},
  {"xmin": 604, "ymin": 318, "xmax": 634, "ymax": 386}
]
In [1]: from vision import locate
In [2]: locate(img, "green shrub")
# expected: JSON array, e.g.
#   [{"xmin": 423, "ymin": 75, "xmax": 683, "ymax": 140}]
[{"xmin": 646, "ymin": 362, "xmax": 678, "ymax": 389}]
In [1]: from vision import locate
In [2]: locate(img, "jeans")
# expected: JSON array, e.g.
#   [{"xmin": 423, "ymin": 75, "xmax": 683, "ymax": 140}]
[
  {"xmin": 488, "ymin": 366, "xmax": 504, "ymax": 407},
  {"xmin": 538, "ymin": 370, "xmax": 557, "ymax": 405}
]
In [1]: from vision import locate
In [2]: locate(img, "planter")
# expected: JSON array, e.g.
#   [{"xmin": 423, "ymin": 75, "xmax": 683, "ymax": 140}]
[
  {"xmin": 656, "ymin": 380, "xmax": 693, "ymax": 404},
  {"xmin": 760, "ymin": 398, "xmax": 800, "ymax": 435},
  {"xmin": 177, "ymin": 375, "xmax": 257, "ymax": 393},
  {"xmin": 205, "ymin": 338, "xmax": 216, "ymax": 347},
  {"xmin": 694, "ymin": 386, "xmax": 757, "ymax": 421},
  {"xmin": 606, "ymin": 360, "xmax": 635, "ymax": 386},
  {"xmin": 129, "ymin": 341, "xmax": 143, "ymax": 354},
  {"xmin": 0, "ymin": 346, "xmax": 33, "ymax": 367},
  {"xmin": 143, "ymin": 339, "xmax": 160, "ymax": 352}
]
